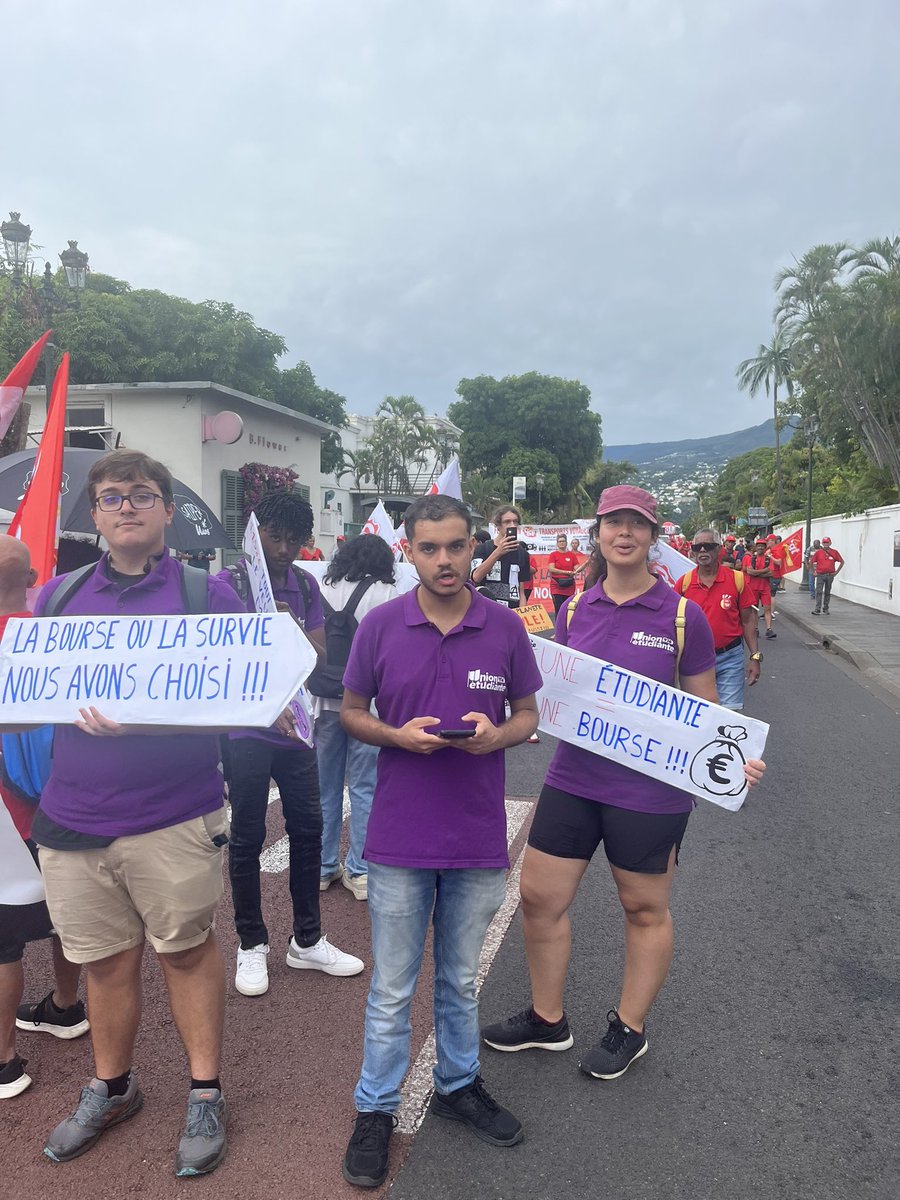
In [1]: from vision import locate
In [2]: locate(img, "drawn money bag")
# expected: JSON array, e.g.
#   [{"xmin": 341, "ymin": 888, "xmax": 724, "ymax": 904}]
[{"xmin": 689, "ymin": 725, "xmax": 748, "ymax": 797}]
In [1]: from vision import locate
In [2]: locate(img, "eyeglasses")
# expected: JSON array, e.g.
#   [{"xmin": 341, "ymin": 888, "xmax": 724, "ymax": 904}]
[
  {"xmin": 691, "ymin": 542, "xmax": 719, "ymax": 553},
  {"xmin": 95, "ymin": 492, "xmax": 165, "ymax": 512}
]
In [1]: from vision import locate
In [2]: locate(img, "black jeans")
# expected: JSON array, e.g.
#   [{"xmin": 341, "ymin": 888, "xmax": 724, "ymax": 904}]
[{"xmin": 227, "ymin": 738, "xmax": 323, "ymax": 950}]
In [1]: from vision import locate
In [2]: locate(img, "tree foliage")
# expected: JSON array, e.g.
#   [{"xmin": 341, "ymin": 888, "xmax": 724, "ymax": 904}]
[
  {"xmin": 336, "ymin": 395, "xmax": 449, "ymax": 496},
  {"xmin": 449, "ymin": 372, "xmax": 602, "ymax": 498},
  {"xmin": 0, "ymin": 269, "xmax": 348, "ymax": 473}
]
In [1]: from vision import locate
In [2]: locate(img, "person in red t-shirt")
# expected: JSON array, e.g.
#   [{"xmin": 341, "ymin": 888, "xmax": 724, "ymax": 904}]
[
  {"xmin": 0, "ymin": 537, "xmax": 88, "ymax": 1100},
  {"xmin": 299, "ymin": 534, "xmax": 325, "ymax": 562},
  {"xmin": 745, "ymin": 537, "xmax": 776, "ymax": 639},
  {"xmin": 810, "ymin": 537, "xmax": 843, "ymax": 615},
  {"xmin": 678, "ymin": 531, "xmax": 761, "ymax": 709},
  {"xmin": 547, "ymin": 533, "xmax": 579, "ymax": 615}
]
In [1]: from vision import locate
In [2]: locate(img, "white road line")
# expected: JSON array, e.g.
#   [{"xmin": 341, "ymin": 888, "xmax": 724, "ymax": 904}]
[{"xmin": 395, "ymin": 798, "xmax": 532, "ymax": 1135}]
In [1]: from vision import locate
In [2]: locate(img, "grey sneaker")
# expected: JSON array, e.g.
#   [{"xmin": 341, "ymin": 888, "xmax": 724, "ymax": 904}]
[
  {"xmin": 174, "ymin": 1088, "xmax": 228, "ymax": 1177},
  {"xmin": 44, "ymin": 1074, "xmax": 143, "ymax": 1162}
]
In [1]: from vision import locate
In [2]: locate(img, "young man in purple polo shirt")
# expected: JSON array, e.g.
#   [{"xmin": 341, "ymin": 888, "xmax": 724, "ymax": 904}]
[
  {"xmin": 339, "ymin": 494, "xmax": 542, "ymax": 1190},
  {"xmin": 218, "ymin": 490, "xmax": 363, "ymax": 999},
  {"xmin": 30, "ymin": 450, "xmax": 256, "ymax": 1177}
]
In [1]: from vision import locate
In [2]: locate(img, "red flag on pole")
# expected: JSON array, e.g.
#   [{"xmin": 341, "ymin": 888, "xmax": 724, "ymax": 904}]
[
  {"xmin": 0, "ymin": 330, "xmax": 53, "ymax": 441},
  {"xmin": 9, "ymin": 352, "xmax": 69, "ymax": 587},
  {"xmin": 781, "ymin": 527, "xmax": 804, "ymax": 572}
]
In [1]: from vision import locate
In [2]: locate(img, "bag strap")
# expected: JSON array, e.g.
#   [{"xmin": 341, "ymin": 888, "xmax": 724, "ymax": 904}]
[
  {"xmin": 732, "ymin": 568, "xmax": 745, "ymax": 596},
  {"xmin": 674, "ymin": 594, "xmax": 688, "ymax": 680},
  {"xmin": 565, "ymin": 589, "xmax": 585, "ymax": 628},
  {"xmin": 180, "ymin": 563, "xmax": 209, "ymax": 614},
  {"xmin": 42, "ymin": 561, "xmax": 97, "ymax": 617},
  {"xmin": 343, "ymin": 576, "xmax": 377, "ymax": 618}
]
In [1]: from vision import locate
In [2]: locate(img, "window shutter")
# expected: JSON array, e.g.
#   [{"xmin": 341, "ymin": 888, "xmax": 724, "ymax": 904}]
[{"xmin": 221, "ymin": 470, "xmax": 246, "ymax": 567}]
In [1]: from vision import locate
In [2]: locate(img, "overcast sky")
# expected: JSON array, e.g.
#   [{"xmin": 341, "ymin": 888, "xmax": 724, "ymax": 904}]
[{"xmin": 9, "ymin": 0, "xmax": 899, "ymax": 445}]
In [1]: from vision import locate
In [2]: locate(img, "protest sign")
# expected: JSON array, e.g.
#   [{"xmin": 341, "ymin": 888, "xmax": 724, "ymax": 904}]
[
  {"xmin": 515, "ymin": 601, "xmax": 555, "ymax": 634},
  {"xmin": 243, "ymin": 514, "xmax": 315, "ymax": 745},
  {"xmin": 0, "ymin": 611, "xmax": 315, "ymax": 727},
  {"xmin": 530, "ymin": 636, "xmax": 769, "ymax": 811}
]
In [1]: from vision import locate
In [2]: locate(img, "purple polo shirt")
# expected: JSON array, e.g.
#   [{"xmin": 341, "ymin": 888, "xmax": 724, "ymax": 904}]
[
  {"xmin": 545, "ymin": 576, "xmax": 716, "ymax": 815},
  {"xmin": 216, "ymin": 560, "xmax": 324, "ymax": 748},
  {"xmin": 34, "ymin": 551, "xmax": 245, "ymax": 837},
  {"xmin": 343, "ymin": 583, "xmax": 542, "ymax": 869}
]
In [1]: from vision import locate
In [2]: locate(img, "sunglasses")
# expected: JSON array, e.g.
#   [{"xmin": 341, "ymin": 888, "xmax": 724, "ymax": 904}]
[{"xmin": 691, "ymin": 542, "xmax": 718, "ymax": 553}]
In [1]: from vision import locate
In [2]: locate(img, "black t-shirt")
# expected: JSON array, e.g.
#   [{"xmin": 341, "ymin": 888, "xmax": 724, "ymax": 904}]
[{"xmin": 471, "ymin": 540, "xmax": 532, "ymax": 608}]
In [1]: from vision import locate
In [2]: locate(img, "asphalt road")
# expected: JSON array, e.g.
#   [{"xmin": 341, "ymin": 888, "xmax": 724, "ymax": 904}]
[{"xmin": 6, "ymin": 615, "xmax": 898, "ymax": 1199}]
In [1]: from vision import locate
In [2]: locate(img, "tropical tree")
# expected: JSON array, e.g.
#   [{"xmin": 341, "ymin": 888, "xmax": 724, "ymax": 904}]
[{"xmin": 735, "ymin": 333, "xmax": 794, "ymax": 517}]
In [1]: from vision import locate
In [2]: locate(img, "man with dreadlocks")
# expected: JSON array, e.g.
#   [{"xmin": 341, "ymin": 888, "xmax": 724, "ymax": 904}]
[{"xmin": 218, "ymin": 492, "xmax": 364, "ymax": 999}]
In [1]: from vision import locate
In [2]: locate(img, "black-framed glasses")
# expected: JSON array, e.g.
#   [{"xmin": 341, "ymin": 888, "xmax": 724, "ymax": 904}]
[
  {"xmin": 691, "ymin": 542, "xmax": 719, "ymax": 553},
  {"xmin": 95, "ymin": 491, "xmax": 164, "ymax": 512}
]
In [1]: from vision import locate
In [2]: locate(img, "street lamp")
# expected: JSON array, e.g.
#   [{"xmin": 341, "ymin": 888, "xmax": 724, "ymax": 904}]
[
  {"xmin": 1, "ymin": 212, "xmax": 90, "ymax": 300},
  {"xmin": 59, "ymin": 240, "xmax": 89, "ymax": 291},
  {"xmin": 536, "ymin": 471, "xmax": 545, "ymax": 523},
  {"xmin": 800, "ymin": 416, "xmax": 819, "ymax": 590}
]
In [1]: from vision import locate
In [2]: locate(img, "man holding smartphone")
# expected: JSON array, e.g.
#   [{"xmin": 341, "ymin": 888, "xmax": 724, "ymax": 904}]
[
  {"xmin": 470, "ymin": 507, "xmax": 533, "ymax": 608},
  {"xmin": 338, "ymin": 494, "xmax": 541, "ymax": 1188}
]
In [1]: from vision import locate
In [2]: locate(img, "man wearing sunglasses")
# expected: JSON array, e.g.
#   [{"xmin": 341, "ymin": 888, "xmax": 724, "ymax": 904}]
[{"xmin": 675, "ymin": 530, "xmax": 761, "ymax": 710}]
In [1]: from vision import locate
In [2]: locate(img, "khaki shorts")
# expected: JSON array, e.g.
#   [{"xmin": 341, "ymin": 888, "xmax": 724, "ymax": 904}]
[{"xmin": 38, "ymin": 808, "xmax": 229, "ymax": 964}]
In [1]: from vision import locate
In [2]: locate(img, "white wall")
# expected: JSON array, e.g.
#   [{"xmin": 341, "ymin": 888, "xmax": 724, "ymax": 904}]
[{"xmin": 777, "ymin": 503, "xmax": 900, "ymax": 616}]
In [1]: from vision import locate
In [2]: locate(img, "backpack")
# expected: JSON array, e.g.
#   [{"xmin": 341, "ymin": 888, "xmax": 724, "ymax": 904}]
[
  {"xmin": 678, "ymin": 567, "xmax": 745, "ymax": 597},
  {"xmin": 565, "ymin": 589, "xmax": 689, "ymax": 679},
  {"xmin": 224, "ymin": 559, "xmax": 311, "ymax": 613},
  {"xmin": 0, "ymin": 559, "xmax": 210, "ymax": 802},
  {"xmin": 307, "ymin": 577, "xmax": 377, "ymax": 699}
]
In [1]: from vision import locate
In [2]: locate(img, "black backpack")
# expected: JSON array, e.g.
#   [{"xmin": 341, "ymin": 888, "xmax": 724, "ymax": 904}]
[
  {"xmin": 223, "ymin": 559, "xmax": 311, "ymax": 614},
  {"xmin": 306, "ymin": 577, "xmax": 377, "ymax": 699}
]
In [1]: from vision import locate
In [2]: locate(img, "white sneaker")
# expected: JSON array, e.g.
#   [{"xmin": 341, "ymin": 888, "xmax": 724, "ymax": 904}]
[
  {"xmin": 285, "ymin": 935, "xmax": 364, "ymax": 977},
  {"xmin": 235, "ymin": 943, "xmax": 269, "ymax": 996},
  {"xmin": 319, "ymin": 867, "xmax": 343, "ymax": 892},
  {"xmin": 341, "ymin": 869, "xmax": 368, "ymax": 901}
]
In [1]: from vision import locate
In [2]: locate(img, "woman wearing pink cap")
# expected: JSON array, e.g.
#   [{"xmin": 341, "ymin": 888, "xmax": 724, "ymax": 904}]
[{"xmin": 482, "ymin": 485, "xmax": 765, "ymax": 1079}]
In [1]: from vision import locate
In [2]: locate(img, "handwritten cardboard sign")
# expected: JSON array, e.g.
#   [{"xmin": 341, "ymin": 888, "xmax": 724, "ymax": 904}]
[
  {"xmin": 515, "ymin": 602, "xmax": 555, "ymax": 633},
  {"xmin": 0, "ymin": 611, "xmax": 315, "ymax": 727},
  {"xmin": 530, "ymin": 636, "xmax": 769, "ymax": 811},
  {"xmin": 243, "ymin": 514, "xmax": 315, "ymax": 746}
]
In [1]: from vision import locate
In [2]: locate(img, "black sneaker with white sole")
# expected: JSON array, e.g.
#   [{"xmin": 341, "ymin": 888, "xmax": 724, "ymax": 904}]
[
  {"xmin": 482, "ymin": 1007, "xmax": 574, "ymax": 1052},
  {"xmin": 0, "ymin": 1055, "xmax": 32, "ymax": 1099},
  {"xmin": 579, "ymin": 1010, "xmax": 648, "ymax": 1079},
  {"xmin": 430, "ymin": 1075, "xmax": 524, "ymax": 1146},
  {"xmin": 16, "ymin": 991, "xmax": 90, "ymax": 1039}
]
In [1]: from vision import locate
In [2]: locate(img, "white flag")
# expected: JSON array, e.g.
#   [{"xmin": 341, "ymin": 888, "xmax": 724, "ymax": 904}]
[
  {"xmin": 428, "ymin": 456, "xmax": 463, "ymax": 500},
  {"xmin": 362, "ymin": 499, "xmax": 396, "ymax": 548},
  {"xmin": 650, "ymin": 539, "xmax": 694, "ymax": 588}
]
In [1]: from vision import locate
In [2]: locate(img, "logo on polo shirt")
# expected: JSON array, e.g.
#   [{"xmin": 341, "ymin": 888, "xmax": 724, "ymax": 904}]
[
  {"xmin": 467, "ymin": 668, "xmax": 507, "ymax": 693},
  {"xmin": 630, "ymin": 631, "xmax": 675, "ymax": 653}
]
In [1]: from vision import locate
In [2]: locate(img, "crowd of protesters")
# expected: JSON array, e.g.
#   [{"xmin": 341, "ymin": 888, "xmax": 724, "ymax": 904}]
[{"xmin": 0, "ymin": 455, "xmax": 770, "ymax": 1188}]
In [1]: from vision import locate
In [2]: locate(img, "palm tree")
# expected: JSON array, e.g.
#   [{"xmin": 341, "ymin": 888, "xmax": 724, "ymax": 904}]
[
  {"xmin": 774, "ymin": 242, "xmax": 855, "ymax": 334},
  {"xmin": 735, "ymin": 333, "xmax": 794, "ymax": 516}
]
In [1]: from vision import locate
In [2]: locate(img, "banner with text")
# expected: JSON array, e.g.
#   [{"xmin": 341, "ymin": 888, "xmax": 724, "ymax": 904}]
[
  {"xmin": 0, "ymin": 611, "xmax": 314, "ymax": 727},
  {"xmin": 530, "ymin": 636, "xmax": 769, "ymax": 810}
]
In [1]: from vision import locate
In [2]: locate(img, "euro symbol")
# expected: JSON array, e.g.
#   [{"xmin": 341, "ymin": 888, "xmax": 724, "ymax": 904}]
[{"xmin": 707, "ymin": 753, "xmax": 732, "ymax": 785}]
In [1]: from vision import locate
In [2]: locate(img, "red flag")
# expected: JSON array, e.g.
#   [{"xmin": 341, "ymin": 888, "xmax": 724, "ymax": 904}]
[
  {"xmin": 0, "ymin": 330, "xmax": 53, "ymax": 441},
  {"xmin": 9, "ymin": 352, "xmax": 69, "ymax": 587},
  {"xmin": 781, "ymin": 527, "xmax": 804, "ymax": 572}
]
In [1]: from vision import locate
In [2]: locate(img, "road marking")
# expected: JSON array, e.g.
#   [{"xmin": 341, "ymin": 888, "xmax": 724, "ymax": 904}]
[{"xmin": 396, "ymin": 798, "xmax": 532, "ymax": 1135}]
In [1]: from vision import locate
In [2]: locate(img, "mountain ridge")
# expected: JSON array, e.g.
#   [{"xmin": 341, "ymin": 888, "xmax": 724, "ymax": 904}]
[{"xmin": 605, "ymin": 418, "xmax": 776, "ymax": 466}]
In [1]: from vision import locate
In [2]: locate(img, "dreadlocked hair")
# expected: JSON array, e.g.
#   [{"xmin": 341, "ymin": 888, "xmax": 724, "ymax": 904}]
[
  {"xmin": 325, "ymin": 534, "xmax": 396, "ymax": 586},
  {"xmin": 254, "ymin": 490, "xmax": 314, "ymax": 542}
]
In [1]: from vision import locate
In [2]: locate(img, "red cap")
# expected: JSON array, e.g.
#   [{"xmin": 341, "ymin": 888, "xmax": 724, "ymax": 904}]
[
  {"xmin": 596, "ymin": 484, "xmax": 658, "ymax": 524},
  {"xmin": 822, "ymin": 536, "xmax": 831, "ymax": 544},
  {"xmin": 726, "ymin": 534, "xmax": 736, "ymax": 542}
]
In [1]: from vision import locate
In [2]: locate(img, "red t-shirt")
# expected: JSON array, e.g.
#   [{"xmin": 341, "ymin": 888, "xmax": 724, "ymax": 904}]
[
  {"xmin": 548, "ymin": 550, "xmax": 578, "ymax": 596},
  {"xmin": 676, "ymin": 567, "xmax": 755, "ymax": 649},
  {"xmin": 747, "ymin": 554, "xmax": 772, "ymax": 599},
  {"xmin": 811, "ymin": 547, "xmax": 842, "ymax": 575},
  {"xmin": 299, "ymin": 548, "xmax": 325, "ymax": 561}
]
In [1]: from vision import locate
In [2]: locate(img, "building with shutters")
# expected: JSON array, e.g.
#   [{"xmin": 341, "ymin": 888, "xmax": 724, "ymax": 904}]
[{"xmin": 18, "ymin": 381, "xmax": 338, "ymax": 564}]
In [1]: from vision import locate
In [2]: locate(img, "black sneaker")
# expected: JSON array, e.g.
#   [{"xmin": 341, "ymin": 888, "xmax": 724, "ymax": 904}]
[
  {"xmin": 579, "ymin": 1010, "xmax": 648, "ymax": 1080},
  {"xmin": 0, "ymin": 1055, "xmax": 32, "ymax": 1099},
  {"xmin": 430, "ymin": 1075, "xmax": 523, "ymax": 1146},
  {"xmin": 765, "ymin": 629, "xmax": 777, "ymax": 639},
  {"xmin": 342, "ymin": 1111, "xmax": 396, "ymax": 1189},
  {"xmin": 482, "ymin": 1007, "xmax": 574, "ymax": 1052},
  {"xmin": 16, "ymin": 991, "xmax": 90, "ymax": 1040}
]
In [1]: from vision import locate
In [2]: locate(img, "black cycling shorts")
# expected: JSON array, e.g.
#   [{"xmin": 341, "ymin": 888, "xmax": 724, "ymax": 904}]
[{"xmin": 528, "ymin": 784, "xmax": 690, "ymax": 874}]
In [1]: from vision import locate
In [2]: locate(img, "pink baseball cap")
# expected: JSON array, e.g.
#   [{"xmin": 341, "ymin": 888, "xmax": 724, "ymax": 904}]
[
  {"xmin": 596, "ymin": 484, "xmax": 658, "ymax": 524},
  {"xmin": 822, "ymin": 536, "xmax": 832, "ymax": 544}
]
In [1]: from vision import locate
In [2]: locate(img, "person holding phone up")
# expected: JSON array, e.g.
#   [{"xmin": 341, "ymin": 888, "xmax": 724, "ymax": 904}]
[{"xmin": 470, "ymin": 506, "xmax": 533, "ymax": 609}]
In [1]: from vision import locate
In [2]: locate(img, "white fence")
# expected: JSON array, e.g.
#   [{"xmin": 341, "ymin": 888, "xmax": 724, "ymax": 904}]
[{"xmin": 776, "ymin": 503, "xmax": 900, "ymax": 617}]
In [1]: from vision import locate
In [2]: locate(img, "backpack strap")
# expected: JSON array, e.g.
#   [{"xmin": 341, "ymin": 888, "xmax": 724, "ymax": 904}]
[
  {"xmin": 678, "ymin": 569, "xmax": 695, "ymax": 594},
  {"xmin": 224, "ymin": 560, "xmax": 251, "ymax": 605},
  {"xmin": 179, "ymin": 563, "xmax": 209, "ymax": 614},
  {"xmin": 42, "ymin": 561, "xmax": 98, "ymax": 617},
  {"xmin": 343, "ymin": 576, "xmax": 377, "ymax": 618},
  {"xmin": 290, "ymin": 564, "xmax": 312, "ymax": 612},
  {"xmin": 565, "ymin": 589, "xmax": 585, "ymax": 628},
  {"xmin": 732, "ymin": 568, "xmax": 745, "ymax": 596},
  {"xmin": 674, "ymin": 594, "xmax": 688, "ymax": 680}
]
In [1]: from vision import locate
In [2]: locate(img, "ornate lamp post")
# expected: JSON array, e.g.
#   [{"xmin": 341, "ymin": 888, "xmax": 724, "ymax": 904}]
[{"xmin": 536, "ymin": 471, "xmax": 545, "ymax": 523}]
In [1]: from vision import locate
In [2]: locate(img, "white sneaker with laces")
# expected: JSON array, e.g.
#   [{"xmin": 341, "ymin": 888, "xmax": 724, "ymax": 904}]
[
  {"xmin": 286, "ymin": 935, "xmax": 364, "ymax": 976},
  {"xmin": 235, "ymin": 944, "xmax": 269, "ymax": 996}
]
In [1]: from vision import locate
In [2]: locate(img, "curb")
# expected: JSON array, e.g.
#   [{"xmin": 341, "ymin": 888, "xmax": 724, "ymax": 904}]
[{"xmin": 777, "ymin": 604, "xmax": 900, "ymax": 705}]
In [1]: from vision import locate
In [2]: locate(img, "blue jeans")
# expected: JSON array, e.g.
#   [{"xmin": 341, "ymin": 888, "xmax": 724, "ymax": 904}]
[
  {"xmin": 354, "ymin": 864, "xmax": 506, "ymax": 1113},
  {"xmin": 715, "ymin": 642, "xmax": 746, "ymax": 710},
  {"xmin": 315, "ymin": 709, "xmax": 378, "ymax": 879},
  {"xmin": 808, "ymin": 571, "xmax": 816, "ymax": 598},
  {"xmin": 228, "ymin": 738, "xmax": 323, "ymax": 949}
]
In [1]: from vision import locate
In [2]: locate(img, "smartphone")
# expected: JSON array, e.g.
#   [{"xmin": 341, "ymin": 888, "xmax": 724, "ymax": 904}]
[
  {"xmin": 439, "ymin": 729, "xmax": 477, "ymax": 739},
  {"xmin": 506, "ymin": 526, "xmax": 518, "ymax": 541}
]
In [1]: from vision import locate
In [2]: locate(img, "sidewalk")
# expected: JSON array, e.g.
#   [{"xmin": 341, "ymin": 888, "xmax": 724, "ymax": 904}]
[{"xmin": 773, "ymin": 578, "xmax": 900, "ymax": 702}]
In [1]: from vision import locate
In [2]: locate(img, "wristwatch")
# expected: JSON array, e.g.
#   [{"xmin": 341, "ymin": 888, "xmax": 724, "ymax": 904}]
[{"xmin": 749, "ymin": 652, "xmax": 763, "ymax": 663}]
